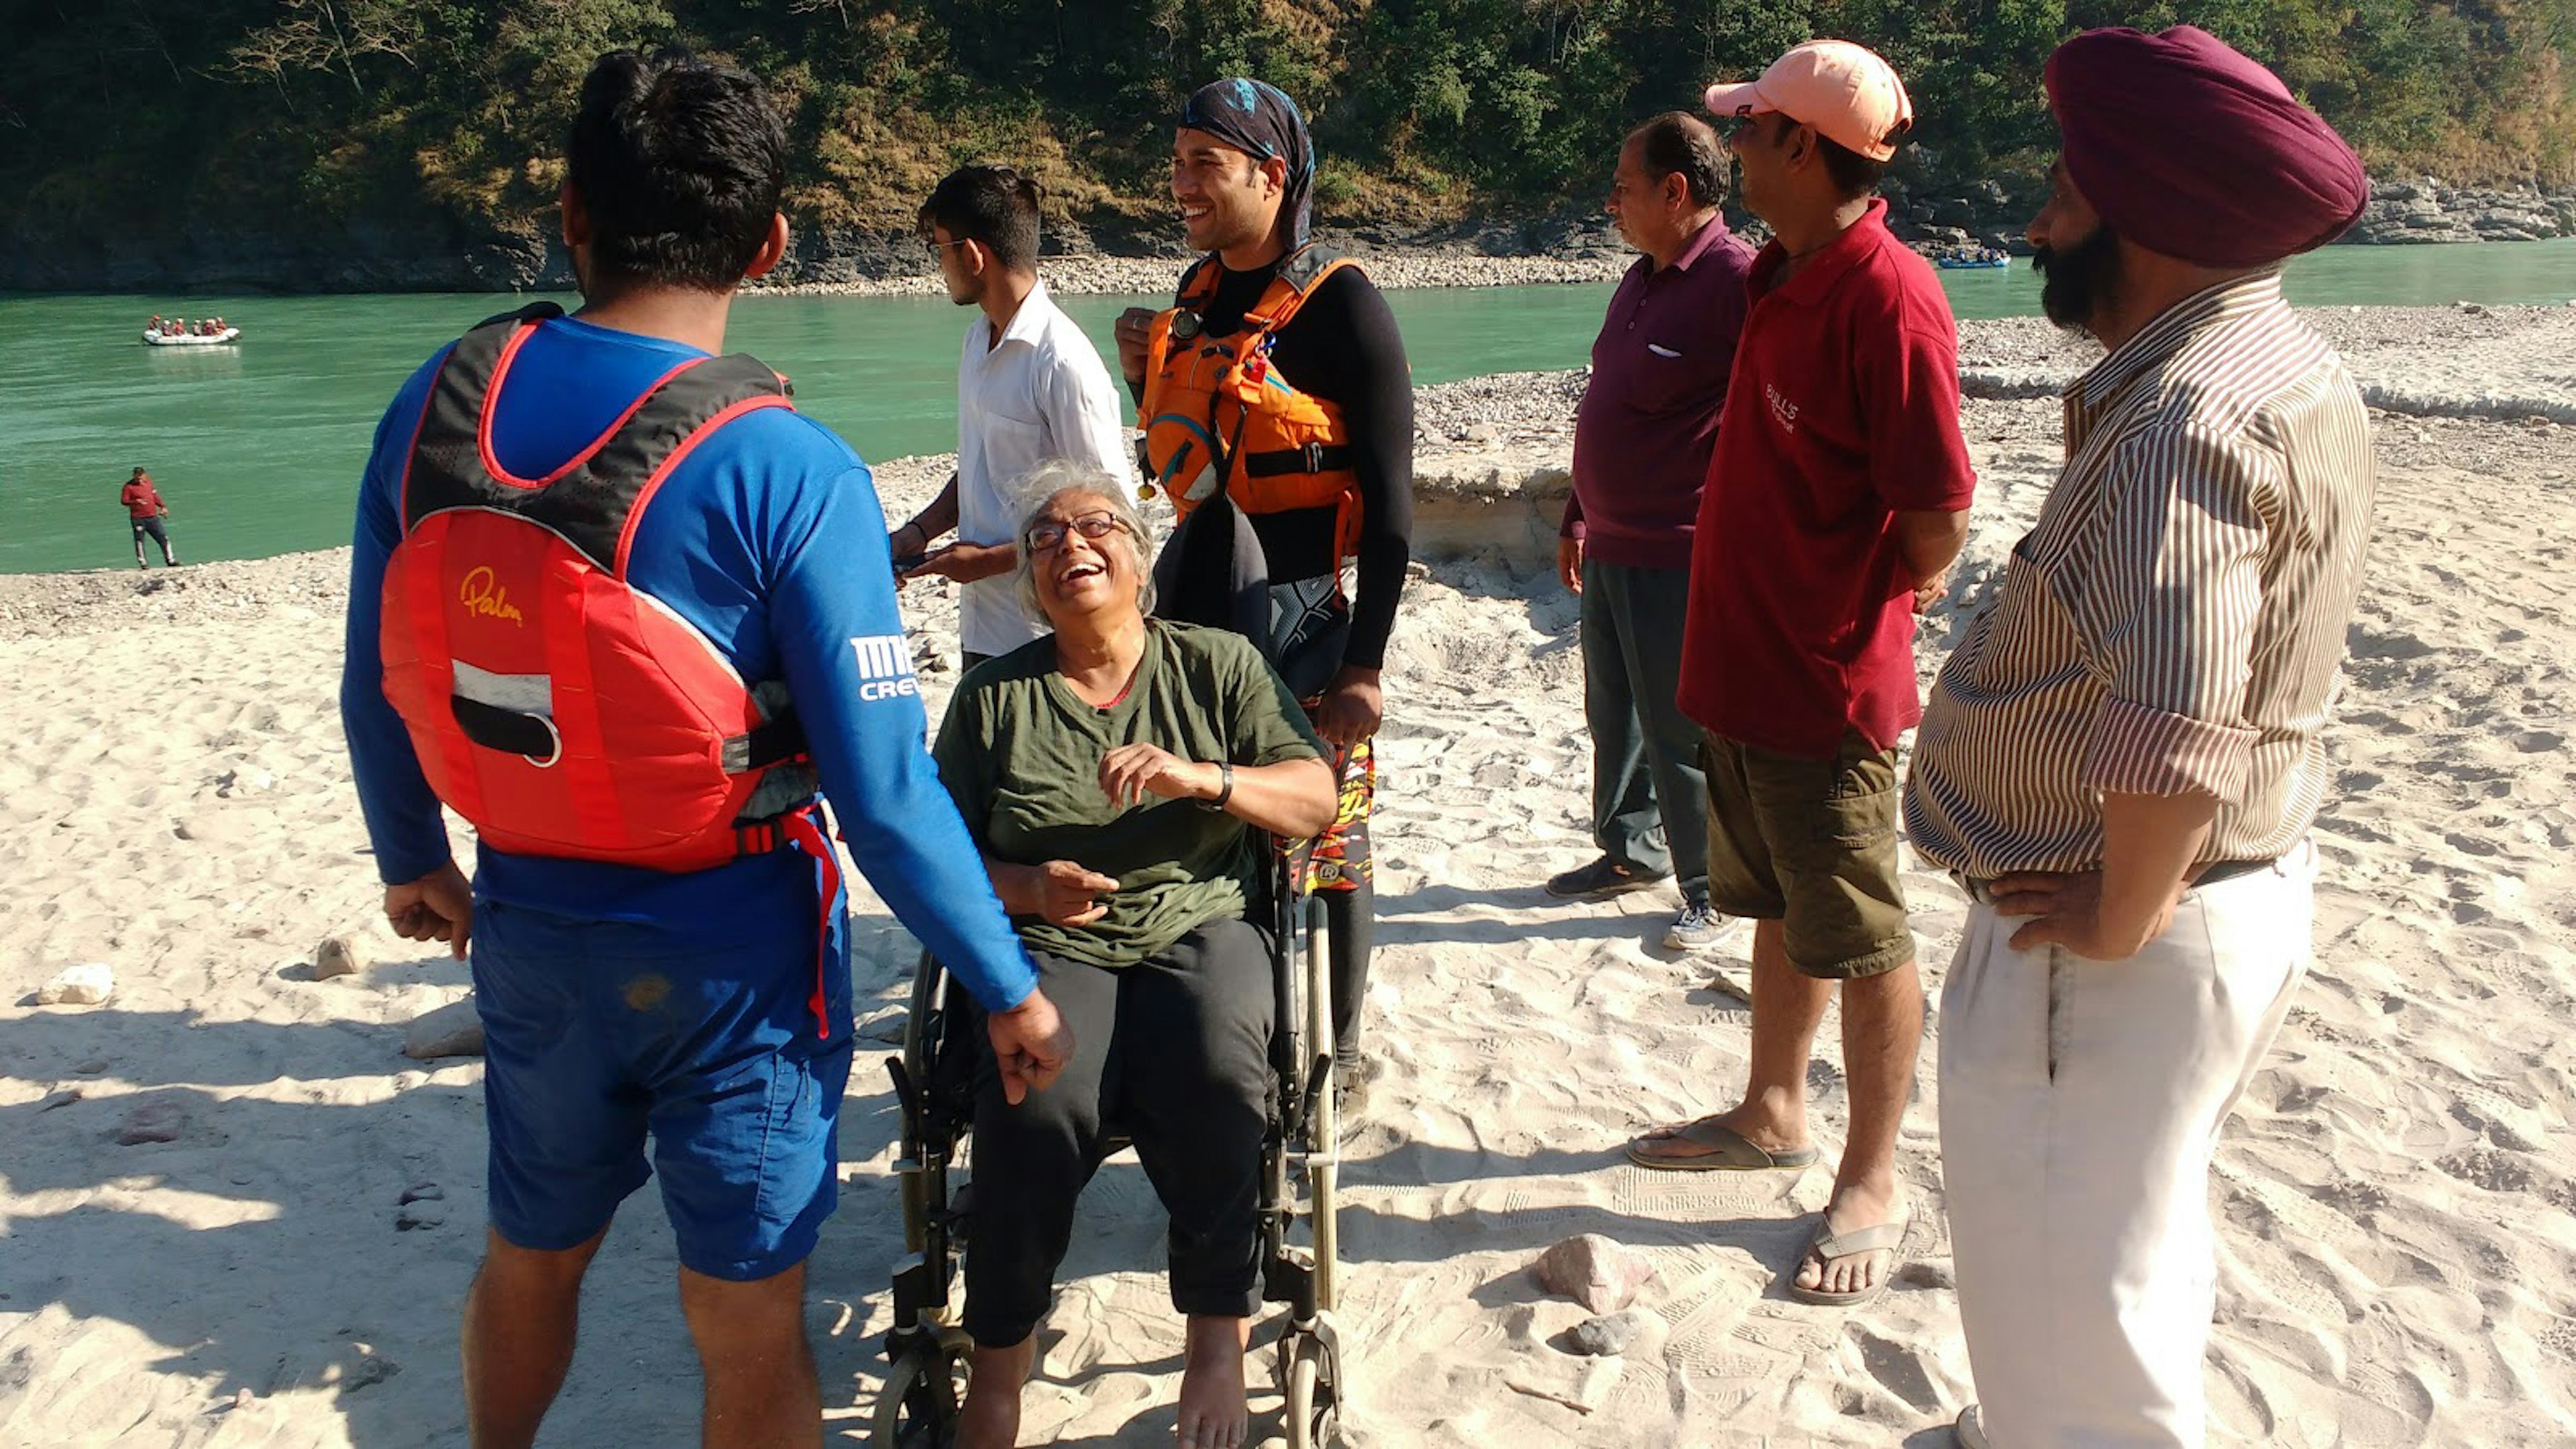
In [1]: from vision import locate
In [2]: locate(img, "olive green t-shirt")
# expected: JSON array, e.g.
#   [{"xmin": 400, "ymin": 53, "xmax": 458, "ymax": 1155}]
[{"xmin": 932, "ymin": 620, "xmax": 1328, "ymax": 969}]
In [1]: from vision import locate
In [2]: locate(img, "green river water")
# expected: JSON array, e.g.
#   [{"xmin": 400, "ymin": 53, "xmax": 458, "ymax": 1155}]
[{"xmin": 3, "ymin": 236, "xmax": 2571, "ymax": 574}]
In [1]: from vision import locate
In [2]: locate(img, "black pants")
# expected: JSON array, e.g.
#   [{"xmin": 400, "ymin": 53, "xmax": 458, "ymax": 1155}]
[{"xmin": 963, "ymin": 917, "xmax": 1275, "ymax": 1346}]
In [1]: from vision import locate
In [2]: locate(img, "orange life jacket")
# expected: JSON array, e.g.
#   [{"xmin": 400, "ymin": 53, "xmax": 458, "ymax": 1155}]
[
  {"xmin": 1140, "ymin": 246, "xmax": 1363, "ymax": 561},
  {"xmin": 377, "ymin": 305, "xmax": 812, "ymax": 874}
]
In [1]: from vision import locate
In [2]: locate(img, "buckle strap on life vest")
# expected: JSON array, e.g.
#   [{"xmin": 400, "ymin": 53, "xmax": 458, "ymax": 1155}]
[
  {"xmin": 780, "ymin": 808, "xmax": 841, "ymax": 1040},
  {"xmin": 449, "ymin": 694, "xmax": 564, "ymax": 765},
  {"xmin": 720, "ymin": 714, "xmax": 809, "ymax": 773},
  {"xmin": 1242, "ymin": 442, "xmax": 1355, "ymax": 478}
]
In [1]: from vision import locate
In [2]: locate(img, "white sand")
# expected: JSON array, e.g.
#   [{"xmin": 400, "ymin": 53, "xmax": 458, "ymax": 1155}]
[{"xmin": 3, "ymin": 334, "xmax": 2573, "ymax": 1446}]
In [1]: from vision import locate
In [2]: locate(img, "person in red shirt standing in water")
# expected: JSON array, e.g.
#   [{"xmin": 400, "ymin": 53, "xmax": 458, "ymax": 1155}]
[
  {"xmin": 120, "ymin": 467, "xmax": 178, "ymax": 568},
  {"xmin": 1625, "ymin": 41, "xmax": 1976, "ymax": 1311}
]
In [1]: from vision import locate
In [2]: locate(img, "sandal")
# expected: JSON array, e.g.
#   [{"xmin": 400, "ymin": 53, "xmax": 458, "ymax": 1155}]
[
  {"xmin": 1624, "ymin": 1116, "xmax": 1821, "ymax": 1172},
  {"xmin": 1782, "ymin": 1213, "xmax": 1909, "ymax": 1307}
]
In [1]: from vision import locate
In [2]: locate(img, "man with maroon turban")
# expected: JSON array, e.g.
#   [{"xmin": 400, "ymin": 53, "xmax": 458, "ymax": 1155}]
[{"xmin": 1905, "ymin": 26, "xmax": 2378, "ymax": 1448}]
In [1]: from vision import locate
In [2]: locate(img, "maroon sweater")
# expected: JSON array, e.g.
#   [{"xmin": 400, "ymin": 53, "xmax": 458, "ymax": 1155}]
[{"xmin": 1562, "ymin": 217, "xmax": 1754, "ymax": 570}]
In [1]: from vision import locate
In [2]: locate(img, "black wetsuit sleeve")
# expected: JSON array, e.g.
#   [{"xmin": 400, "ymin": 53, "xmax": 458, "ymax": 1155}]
[{"xmin": 1303, "ymin": 268, "xmax": 1414, "ymax": 672}]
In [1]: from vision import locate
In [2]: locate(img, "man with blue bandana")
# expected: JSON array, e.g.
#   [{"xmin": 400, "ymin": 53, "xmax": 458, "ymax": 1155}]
[{"xmin": 1116, "ymin": 77, "xmax": 1415, "ymax": 1144}]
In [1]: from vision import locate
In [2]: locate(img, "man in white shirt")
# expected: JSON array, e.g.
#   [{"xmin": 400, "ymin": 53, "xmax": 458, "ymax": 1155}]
[{"xmin": 890, "ymin": 164, "xmax": 1136, "ymax": 666}]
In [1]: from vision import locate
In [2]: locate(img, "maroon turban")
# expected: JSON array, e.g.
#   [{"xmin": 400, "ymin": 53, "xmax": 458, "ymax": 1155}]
[{"xmin": 2045, "ymin": 25, "xmax": 2368, "ymax": 267}]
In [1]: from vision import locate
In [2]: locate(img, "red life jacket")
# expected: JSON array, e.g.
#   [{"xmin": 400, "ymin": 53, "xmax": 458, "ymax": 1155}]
[{"xmin": 377, "ymin": 305, "xmax": 813, "ymax": 873}]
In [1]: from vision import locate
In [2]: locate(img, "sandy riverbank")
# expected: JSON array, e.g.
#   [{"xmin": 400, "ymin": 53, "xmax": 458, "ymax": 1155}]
[{"xmin": 2, "ymin": 309, "xmax": 2572, "ymax": 1447}]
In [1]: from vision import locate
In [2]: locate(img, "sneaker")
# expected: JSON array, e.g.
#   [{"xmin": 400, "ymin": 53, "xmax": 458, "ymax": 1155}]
[
  {"xmin": 1545, "ymin": 857, "xmax": 1670, "ymax": 900},
  {"xmin": 1664, "ymin": 900, "xmax": 1727, "ymax": 951}
]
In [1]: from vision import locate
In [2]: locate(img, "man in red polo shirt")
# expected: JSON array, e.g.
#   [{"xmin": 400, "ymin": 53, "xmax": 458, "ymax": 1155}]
[
  {"xmin": 1625, "ymin": 40, "xmax": 1974, "ymax": 1312},
  {"xmin": 120, "ymin": 466, "xmax": 178, "ymax": 568}
]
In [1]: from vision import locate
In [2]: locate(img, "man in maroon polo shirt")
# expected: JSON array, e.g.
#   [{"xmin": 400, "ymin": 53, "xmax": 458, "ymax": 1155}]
[
  {"xmin": 1625, "ymin": 40, "xmax": 1975, "ymax": 1312},
  {"xmin": 1546, "ymin": 110, "xmax": 1756, "ymax": 953}
]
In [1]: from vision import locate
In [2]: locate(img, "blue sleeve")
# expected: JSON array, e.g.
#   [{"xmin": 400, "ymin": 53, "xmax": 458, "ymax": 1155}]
[
  {"xmin": 765, "ymin": 452, "xmax": 1040, "ymax": 1012},
  {"xmin": 340, "ymin": 356, "xmax": 455, "ymax": 885}
]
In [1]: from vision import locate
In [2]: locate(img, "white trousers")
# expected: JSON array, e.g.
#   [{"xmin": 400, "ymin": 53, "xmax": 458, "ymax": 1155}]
[{"xmin": 1938, "ymin": 842, "xmax": 2316, "ymax": 1448}]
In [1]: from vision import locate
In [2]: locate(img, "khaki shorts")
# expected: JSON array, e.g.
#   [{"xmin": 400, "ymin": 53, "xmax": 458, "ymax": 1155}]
[{"xmin": 1700, "ymin": 727, "xmax": 1913, "ymax": 979}]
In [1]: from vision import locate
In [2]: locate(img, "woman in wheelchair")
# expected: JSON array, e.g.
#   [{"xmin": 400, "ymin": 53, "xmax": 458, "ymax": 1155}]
[{"xmin": 930, "ymin": 467, "xmax": 1339, "ymax": 1449}]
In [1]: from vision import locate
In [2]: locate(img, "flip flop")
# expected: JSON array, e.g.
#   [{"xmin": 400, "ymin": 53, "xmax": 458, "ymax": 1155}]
[
  {"xmin": 1623, "ymin": 1117, "xmax": 1821, "ymax": 1172},
  {"xmin": 1782, "ymin": 1213, "xmax": 1909, "ymax": 1307}
]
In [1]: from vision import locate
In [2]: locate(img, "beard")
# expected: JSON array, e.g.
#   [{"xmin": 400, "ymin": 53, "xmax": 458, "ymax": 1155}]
[{"xmin": 2032, "ymin": 222, "xmax": 2122, "ymax": 332}]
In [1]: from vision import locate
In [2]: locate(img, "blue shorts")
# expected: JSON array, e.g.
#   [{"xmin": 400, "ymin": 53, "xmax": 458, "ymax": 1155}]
[{"xmin": 470, "ymin": 889, "xmax": 855, "ymax": 1281}]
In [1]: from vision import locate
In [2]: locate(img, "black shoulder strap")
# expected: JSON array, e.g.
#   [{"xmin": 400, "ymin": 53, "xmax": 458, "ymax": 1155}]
[
  {"xmin": 402, "ymin": 311, "xmax": 789, "ymax": 572},
  {"xmin": 1176, "ymin": 254, "xmax": 1221, "ymax": 306},
  {"xmin": 1277, "ymin": 243, "xmax": 1344, "ymax": 294},
  {"xmin": 472, "ymin": 300, "xmax": 565, "ymax": 331}
]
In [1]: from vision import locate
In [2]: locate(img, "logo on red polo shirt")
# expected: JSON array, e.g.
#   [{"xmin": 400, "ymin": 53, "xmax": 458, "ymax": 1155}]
[{"xmin": 1764, "ymin": 381, "xmax": 1803, "ymax": 433}]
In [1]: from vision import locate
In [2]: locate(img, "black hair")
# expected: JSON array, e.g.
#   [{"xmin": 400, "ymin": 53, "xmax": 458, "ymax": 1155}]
[
  {"xmin": 566, "ymin": 50, "xmax": 787, "ymax": 292},
  {"xmin": 916, "ymin": 164, "xmax": 1044, "ymax": 274},
  {"xmin": 1627, "ymin": 111, "xmax": 1728, "ymax": 209},
  {"xmin": 1818, "ymin": 133, "xmax": 1891, "ymax": 200}
]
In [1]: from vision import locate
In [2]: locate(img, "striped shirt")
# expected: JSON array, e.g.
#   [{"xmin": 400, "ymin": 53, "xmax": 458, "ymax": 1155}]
[{"xmin": 1904, "ymin": 272, "xmax": 2376, "ymax": 879}]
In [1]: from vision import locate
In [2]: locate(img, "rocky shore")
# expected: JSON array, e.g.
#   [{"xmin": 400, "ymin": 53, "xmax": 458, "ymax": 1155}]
[{"xmin": 6, "ymin": 173, "xmax": 2567, "ymax": 294}]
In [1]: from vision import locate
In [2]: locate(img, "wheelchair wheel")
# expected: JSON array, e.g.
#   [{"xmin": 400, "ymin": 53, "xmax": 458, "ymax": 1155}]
[
  {"xmin": 1280, "ymin": 1331, "xmax": 1340, "ymax": 1449},
  {"xmin": 871, "ymin": 1344, "xmax": 968, "ymax": 1449}
]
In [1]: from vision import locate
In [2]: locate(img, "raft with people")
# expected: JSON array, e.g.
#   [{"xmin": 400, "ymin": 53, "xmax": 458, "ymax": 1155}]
[
  {"xmin": 142, "ymin": 317, "xmax": 241, "ymax": 346},
  {"xmin": 1936, "ymin": 248, "xmax": 2012, "ymax": 270}
]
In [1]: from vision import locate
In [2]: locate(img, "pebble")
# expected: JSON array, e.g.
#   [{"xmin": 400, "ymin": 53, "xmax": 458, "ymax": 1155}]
[
  {"xmin": 214, "ymin": 768, "xmax": 276, "ymax": 798},
  {"xmin": 1563, "ymin": 1307, "xmax": 1668, "ymax": 1358},
  {"xmin": 36, "ymin": 963, "xmax": 114, "ymax": 1006},
  {"xmin": 1532, "ymin": 1233, "xmax": 1658, "ymax": 1315},
  {"xmin": 339, "ymin": 1347, "xmax": 401, "ymax": 1390},
  {"xmin": 402, "ymin": 997, "xmax": 486, "ymax": 1060},
  {"xmin": 312, "ymin": 935, "xmax": 364, "ymax": 981},
  {"xmin": 115, "ymin": 1099, "xmax": 187, "ymax": 1145}
]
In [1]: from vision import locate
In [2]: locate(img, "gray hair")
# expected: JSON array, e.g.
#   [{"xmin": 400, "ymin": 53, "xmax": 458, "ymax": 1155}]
[{"xmin": 1010, "ymin": 462, "xmax": 1159, "ymax": 621}]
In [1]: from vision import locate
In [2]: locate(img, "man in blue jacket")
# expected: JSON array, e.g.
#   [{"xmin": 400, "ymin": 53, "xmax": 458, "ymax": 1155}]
[{"xmin": 339, "ymin": 50, "xmax": 1069, "ymax": 1448}]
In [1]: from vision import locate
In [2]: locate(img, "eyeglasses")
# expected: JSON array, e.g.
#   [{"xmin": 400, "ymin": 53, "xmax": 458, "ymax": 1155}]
[
  {"xmin": 1024, "ymin": 511, "xmax": 1124, "ymax": 553},
  {"xmin": 925, "ymin": 237, "xmax": 972, "ymax": 258}
]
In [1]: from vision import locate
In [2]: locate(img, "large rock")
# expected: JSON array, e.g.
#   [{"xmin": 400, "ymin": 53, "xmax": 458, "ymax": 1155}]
[
  {"xmin": 36, "ymin": 963, "xmax": 113, "ymax": 1006},
  {"xmin": 402, "ymin": 996, "xmax": 485, "ymax": 1060},
  {"xmin": 1532, "ymin": 1233, "xmax": 1658, "ymax": 1315}
]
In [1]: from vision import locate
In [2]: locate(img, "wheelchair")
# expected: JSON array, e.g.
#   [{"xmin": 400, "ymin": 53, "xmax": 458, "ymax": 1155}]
[{"xmin": 871, "ymin": 847, "xmax": 1346, "ymax": 1448}]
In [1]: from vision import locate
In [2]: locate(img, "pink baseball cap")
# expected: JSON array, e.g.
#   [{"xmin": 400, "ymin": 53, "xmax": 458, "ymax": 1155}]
[{"xmin": 1703, "ymin": 40, "xmax": 1914, "ymax": 162}]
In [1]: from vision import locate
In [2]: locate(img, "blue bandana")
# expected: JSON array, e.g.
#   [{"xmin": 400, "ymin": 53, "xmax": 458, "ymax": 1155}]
[{"xmin": 1178, "ymin": 78, "xmax": 1313, "ymax": 249}]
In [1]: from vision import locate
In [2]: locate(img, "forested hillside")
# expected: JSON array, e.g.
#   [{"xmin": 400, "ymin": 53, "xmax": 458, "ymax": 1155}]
[{"xmin": 5, "ymin": 0, "xmax": 2571, "ymax": 286}]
